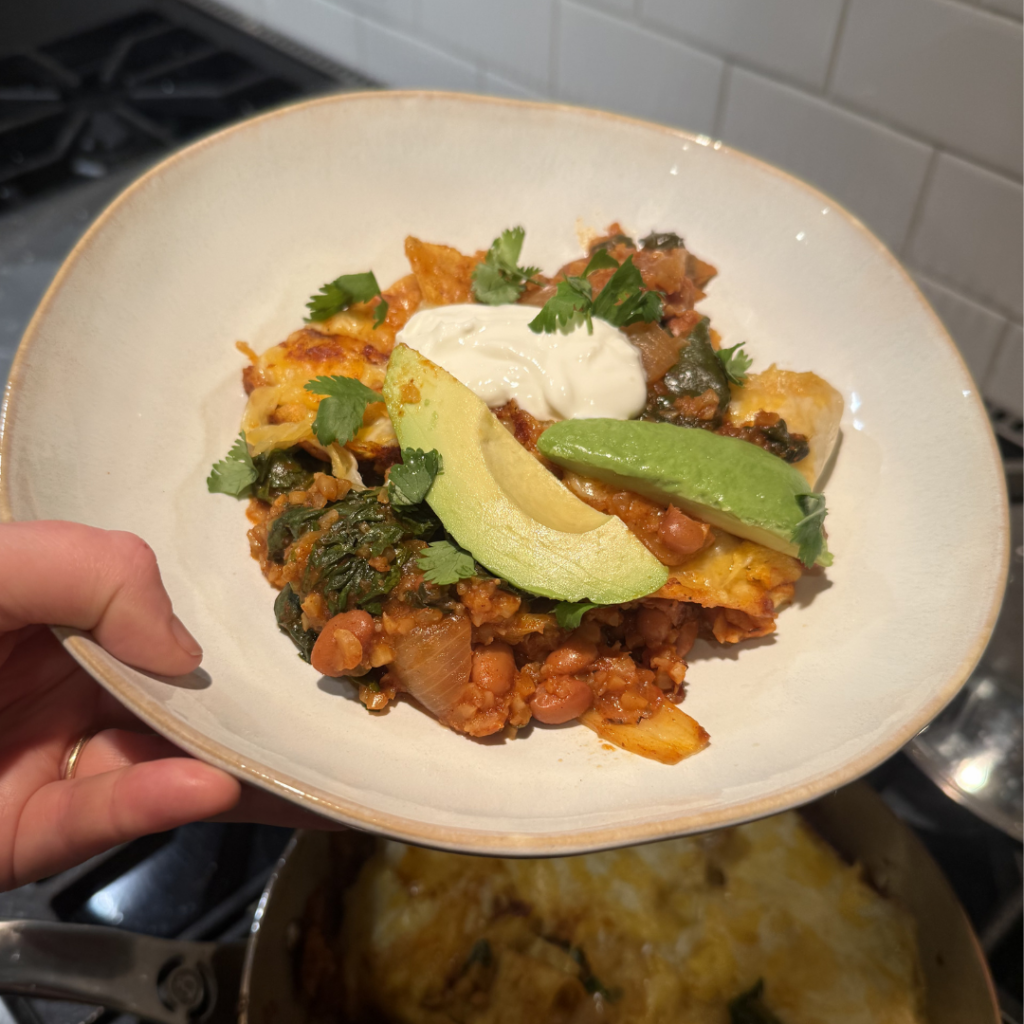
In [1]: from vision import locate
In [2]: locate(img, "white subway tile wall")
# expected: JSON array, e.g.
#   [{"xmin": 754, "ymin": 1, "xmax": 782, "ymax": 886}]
[
  {"xmin": 641, "ymin": 0, "xmax": 846, "ymax": 89},
  {"xmin": 219, "ymin": 0, "xmax": 1023, "ymax": 418},
  {"xmin": 986, "ymin": 323, "xmax": 1024, "ymax": 415},
  {"xmin": 831, "ymin": 0, "xmax": 1022, "ymax": 177},
  {"xmin": 719, "ymin": 68, "xmax": 932, "ymax": 250},
  {"xmin": 908, "ymin": 153, "xmax": 1023, "ymax": 320},
  {"xmin": 557, "ymin": 3, "xmax": 723, "ymax": 132}
]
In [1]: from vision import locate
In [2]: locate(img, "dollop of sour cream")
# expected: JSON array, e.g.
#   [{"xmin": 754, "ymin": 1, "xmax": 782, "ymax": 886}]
[{"xmin": 396, "ymin": 304, "xmax": 647, "ymax": 421}]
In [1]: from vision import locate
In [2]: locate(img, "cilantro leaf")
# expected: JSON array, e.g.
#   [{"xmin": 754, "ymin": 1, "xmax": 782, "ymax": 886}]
[
  {"xmin": 792, "ymin": 492, "xmax": 829, "ymax": 567},
  {"xmin": 591, "ymin": 255, "xmax": 663, "ymax": 328},
  {"xmin": 717, "ymin": 342, "xmax": 752, "ymax": 386},
  {"xmin": 581, "ymin": 249, "xmax": 620, "ymax": 276},
  {"xmin": 418, "ymin": 540, "xmax": 477, "ymax": 585},
  {"xmin": 528, "ymin": 277, "xmax": 594, "ymax": 333},
  {"xmin": 530, "ymin": 252, "xmax": 661, "ymax": 334},
  {"xmin": 528, "ymin": 251, "xmax": 618, "ymax": 334},
  {"xmin": 388, "ymin": 448, "xmax": 442, "ymax": 509},
  {"xmin": 553, "ymin": 601, "xmax": 599, "ymax": 629},
  {"xmin": 473, "ymin": 261, "xmax": 521, "ymax": 305},
  {"xmin": 305, "ymin": 270, "xmax": 389, "ymax": 327},
  {"xmin": 472, "ymin": 226, "xmax": 541, "ymax": 305},
  {"xmin": 207, "ymin": 432, "xmax": 257, "ymax": 496},
  {"xmin": 304, "ymin": 375, "xmax": 382, "ymax": 447}
]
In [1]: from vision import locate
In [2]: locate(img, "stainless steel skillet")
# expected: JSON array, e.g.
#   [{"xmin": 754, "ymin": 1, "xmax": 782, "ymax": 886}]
[{"xmin": 0, "ymin": 782, "xmax": 1000, "ymax": 1023}]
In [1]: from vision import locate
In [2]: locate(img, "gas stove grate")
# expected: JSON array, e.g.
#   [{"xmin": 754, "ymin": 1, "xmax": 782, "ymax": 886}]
[{"xmin": 0, "ymin": 4, "xmax": 371, "ymax": 211}]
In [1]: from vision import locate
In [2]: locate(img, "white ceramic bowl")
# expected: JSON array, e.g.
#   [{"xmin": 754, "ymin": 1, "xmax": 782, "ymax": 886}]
[{"xmin": 0, "ymin": 92, "xmax": 1008, "ymax": 854}]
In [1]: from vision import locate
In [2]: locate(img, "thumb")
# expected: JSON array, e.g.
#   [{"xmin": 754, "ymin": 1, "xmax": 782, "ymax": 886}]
[{"xmin": 0, "ymin": 521, "xmax": 202, "ymax": 677}]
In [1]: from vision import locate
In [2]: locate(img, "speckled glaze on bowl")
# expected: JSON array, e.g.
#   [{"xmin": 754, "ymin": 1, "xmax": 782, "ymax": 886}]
[{"xmin": 0, "ymin": 92, "xmax": 1008, "ymax": 854}]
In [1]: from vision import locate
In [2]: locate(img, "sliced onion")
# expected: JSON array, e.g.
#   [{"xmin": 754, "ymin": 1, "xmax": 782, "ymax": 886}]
[
  {"xmin": 241, "ymin": 385, "xmax": 282, "ymax": 432},
  {"xmin": 390, "ymin": 616, "xmax": 472, "ymax": 720},
  {"xmin": 624, "ymin": 322, "xmax": 683, "ymax": 383},
  {"xmin": 246, "ymin": 419, "xmax": 315, "ymax": 456},
  {"xmin": 326, "ymin": 443, "xmax": 366, "ymax": 490}
]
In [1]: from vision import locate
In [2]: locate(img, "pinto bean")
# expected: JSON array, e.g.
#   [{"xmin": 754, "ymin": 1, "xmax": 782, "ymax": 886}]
[
  {"xmin": 543, "ymin": 638, "xmax": 597, "ymax": 676},
  {"xmin": 658, "ymin": 506, "xmax": 710, "ymax": 557},
  {"xmin": 311, "ymin": 610, "xmax": 374, "ymax": 676},
  {"xmin": 529, "ymin": 675, "xmax": 592, "ymax": 724},
  {"xmin": 636, "ymin": 607, "xmax": 672, "ymax": 645},
  {"xmin": 471, "ymin": 642, "xmax": 516, "ymax": 696}
]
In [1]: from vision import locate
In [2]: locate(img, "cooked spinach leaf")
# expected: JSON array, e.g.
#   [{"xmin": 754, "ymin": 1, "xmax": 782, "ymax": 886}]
[
  {"xmin": 274, "ymin": 584, "xmax": 317, "ymax": 663},
  {"xmin": 644, "ymin": 316, "xmax": 731, "ymax": 427},
  {"xmin": 569, "ymin": 946, "xmax": 620, "ymax": 1002},
  {"xmin": 640, "ymin": 231, "xmax": 685, "ymax": 251},
  {"xmin": 755, "ymin": 419, "xmax": 809, "ymax": 464},
  {"xmin": 270, "ymin": 488, "xmax": 442, "ymax": 621},
  {"xmin": 252, "ymin": 447, "xmax": 321, "ymax": 502},
  {"xmin": 589, "ymin": 232, "xmax": 634, "ymax": 254},
  {"xmin": 729, "ymin": 980, "xmax": 785, "ymax": 1024}
]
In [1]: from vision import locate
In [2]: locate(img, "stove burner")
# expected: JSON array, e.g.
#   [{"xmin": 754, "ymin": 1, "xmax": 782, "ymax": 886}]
[{"xmin": 0, "ymin": 8, "xmax": 343, "ymax": 210}]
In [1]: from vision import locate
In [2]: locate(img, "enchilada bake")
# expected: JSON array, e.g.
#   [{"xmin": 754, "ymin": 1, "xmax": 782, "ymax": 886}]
[
  {"xmin": 209, "ymin": 225, "xmax": 843, "ymax": 764},
  {"xmin": 298, "ymin": 810, "xmax": 924, "ymax": 1023}
]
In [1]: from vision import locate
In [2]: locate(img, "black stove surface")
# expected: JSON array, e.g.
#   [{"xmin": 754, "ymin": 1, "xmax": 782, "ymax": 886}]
[{"xmin": 0, "ymin": 0, "xmax": 370, "ymax": 212}]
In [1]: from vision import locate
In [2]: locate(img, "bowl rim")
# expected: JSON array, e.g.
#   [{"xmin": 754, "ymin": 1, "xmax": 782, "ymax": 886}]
[{"xmin": 0, "ymin": 90, "xmax": 1010, "ymax": 854}]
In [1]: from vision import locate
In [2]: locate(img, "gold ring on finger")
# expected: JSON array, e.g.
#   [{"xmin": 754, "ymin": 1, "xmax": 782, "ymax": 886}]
[{"xmin": 62, "ymin": 733, "xmax": 95, "ymax": 781}]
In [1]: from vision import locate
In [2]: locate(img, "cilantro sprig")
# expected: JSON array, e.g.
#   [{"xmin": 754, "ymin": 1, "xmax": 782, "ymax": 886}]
[
  {"xmin": 472, "ymin": 227, "xmax": 541, "ymax": 305},
  {"xmin": 792, "ymin": 492, "xmax": 828, "ymax": 567},
  {"xmin": 388, "ymin": 448, "xmax": 442, "ymax": 510},
  {"xmin": 591, "ymin": 256, "xmax": 663, "ymax": 328},
  {"xmin": 529, "ymin": 252, "xmax": 662, "ymax": 335},
  {"xmin": 305, "ymin": 270, "xmax": 389, "ymax": 327},
  {"xmin": 528, "ymin": 250, "xmax": 617, "ymax": 334},
  {"xmin": 717, "ymin": 342, "xmax": 752, "ymax": 386},
  {"xmin": 207, "ymin": 432, "xmax": 257, "ymax": 496},
  {"xmin": 304, "ymin": 375, "xmax": 382, "ymax": 447},
  {"xmin": 553, "ymin": 601, "xmax": 600, "ymax": 629},
  {"xmin": 418, "ymin": 540, "xmax": 477, "ymax": 585}
]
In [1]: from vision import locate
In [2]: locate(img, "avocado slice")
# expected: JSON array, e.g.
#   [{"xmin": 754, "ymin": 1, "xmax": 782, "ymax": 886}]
[
  {"xmin": 382, "ymin": 345, "xmax": 669, "ymax": 603},
  {"xmin": 537, "ymin": 419, "xmax": 831, "ymax": 567}
]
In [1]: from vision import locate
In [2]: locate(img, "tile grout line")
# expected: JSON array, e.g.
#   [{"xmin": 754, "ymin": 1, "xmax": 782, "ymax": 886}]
[
  {"xmin": 945, "ymin": 0, "xmax": 1024, "ymax": 27},
  {"xmin": 379, "ymin": 3, "xmax": 1021, "ymax": 188},
  {"xmin": 711, "ymin": 63, "xmax": 732, "ymax": 139},
  {"xmin": 711, "ymin": 55, "xmax": 1023, "ymax": 185},
  {"xmin": 906, "ymin": 255, "xmax": 1023, "ymax": 325},
  {"xmin": 554, "ymin": 3, "xmax": 1022, "ymax": 184},
  {"xmin": 915, "ymin": 268, "xmax": 1022, "ymax": 329},
  {"xmin": 979, "ymin": 320, "xmax": 1018, "ymax": 392},
  {"xmin": 823, "ymin": 0, "xmax": 853, "ymax": 95},
  {"xmin": 898, "ymin": 146, "xmax": 941, "ymax": 259}
]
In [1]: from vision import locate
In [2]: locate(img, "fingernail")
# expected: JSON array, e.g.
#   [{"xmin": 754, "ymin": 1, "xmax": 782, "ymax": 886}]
[{"xmin": 170, "ymin": 615, "xmax": 203, "ymax": 659}]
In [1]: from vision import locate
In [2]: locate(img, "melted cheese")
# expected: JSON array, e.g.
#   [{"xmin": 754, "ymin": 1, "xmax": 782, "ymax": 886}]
[{"xmin": 333, "ymin": 812, "xmax": 924, "ymax": 1023}]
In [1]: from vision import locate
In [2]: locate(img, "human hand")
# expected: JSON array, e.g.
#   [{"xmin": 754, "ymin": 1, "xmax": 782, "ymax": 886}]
[{"xmin": 0, "ymin": 520, "xmax": 338, "ymax": 891}]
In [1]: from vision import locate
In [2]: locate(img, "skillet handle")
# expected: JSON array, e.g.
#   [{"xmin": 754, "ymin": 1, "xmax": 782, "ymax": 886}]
[{"xmin": 0, "ymin": 920, "xmax": 245, "ymax": 1024}]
